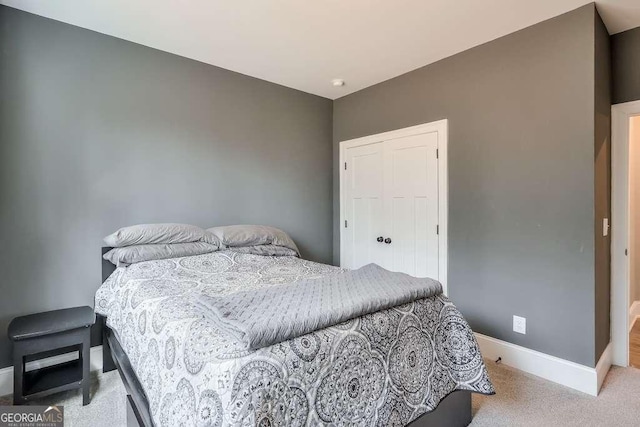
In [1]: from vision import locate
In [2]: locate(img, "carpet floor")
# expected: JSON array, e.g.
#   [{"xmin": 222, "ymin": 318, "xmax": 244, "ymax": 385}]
[
  {"xmin": 2, "ymin": 360, "xmax": 640, "ymax": 426},
  {"xmin": 471, "ymin": 362, "xmax": 640, "ymax": 426}
]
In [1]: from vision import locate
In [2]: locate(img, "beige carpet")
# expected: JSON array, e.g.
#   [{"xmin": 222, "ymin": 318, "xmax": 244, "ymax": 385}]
[
  {"xmin": 472, "ymin": 362, "xmax": 640, "ymax": 426},
  {"xmin": 0, "ymin": 371, "xmax": 127, "ymax": 427},
  {"xmin": 2, "ymin": 361, "xmax": 640, "ymax": 426}
]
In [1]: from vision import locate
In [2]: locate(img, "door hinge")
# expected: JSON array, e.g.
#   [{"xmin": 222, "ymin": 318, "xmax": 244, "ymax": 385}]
[
  {"xmin": 436, "ymin": 149, "xmax": 439, "ymax": 159},
  {"xmin": 345, "ymin": 220, "xmax": 348, "ymax": 228},
  {"xmin": 436, "ymin": 225, "xmax": 439, "ymax": 235},
  {"xmin": 344, "ymin": 162, "xmax": 347, "ymax": 170}
]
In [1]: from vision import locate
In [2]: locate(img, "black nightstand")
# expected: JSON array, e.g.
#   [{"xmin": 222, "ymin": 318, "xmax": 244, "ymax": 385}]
[{"xmin": 8, "ymin": 306, "xmax": 95, "ymax": 406}]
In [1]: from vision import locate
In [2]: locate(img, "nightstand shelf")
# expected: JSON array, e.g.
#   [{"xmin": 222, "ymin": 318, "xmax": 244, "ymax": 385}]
[{"xmin": 23, "ymin": 359, "xmax": 83, "ymax": 400}]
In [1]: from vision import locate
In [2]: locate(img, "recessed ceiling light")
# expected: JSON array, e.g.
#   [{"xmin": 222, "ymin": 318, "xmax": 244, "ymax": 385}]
[{"xmin": 331, "ymin": 79, "xmax": 345, "ymax": 87}]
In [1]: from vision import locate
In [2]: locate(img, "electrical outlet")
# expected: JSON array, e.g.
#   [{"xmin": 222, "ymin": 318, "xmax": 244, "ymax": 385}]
[{"xmin": 513, "ymin": 315, "xmax": 526, "ymax": 334}]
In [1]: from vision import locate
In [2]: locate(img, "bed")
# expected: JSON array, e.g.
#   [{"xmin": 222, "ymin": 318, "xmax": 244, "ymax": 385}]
[{"xmin": 96, "ymin": 247, "xmax": 493, "ymax": 426}]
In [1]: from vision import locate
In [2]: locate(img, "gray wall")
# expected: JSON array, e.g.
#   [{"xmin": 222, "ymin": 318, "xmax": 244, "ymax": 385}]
[
  {"xmin": 334, "ymin": 5, "xmax": 600, "ymax": 366},
  {"xmin": 594, "ymin": 9, "xmax": 611, "ymax": 363},
  {"xmin": 0, "ymin": 6, "xmax": 333, "ymax": 368},
  {"xmin": 612, "ymin": 26, "xmax": 640, "ymax": 104}
]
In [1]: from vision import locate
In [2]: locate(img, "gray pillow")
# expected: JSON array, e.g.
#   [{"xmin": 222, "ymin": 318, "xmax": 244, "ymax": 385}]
[
  {"xmin": 104, "ymin": 223, "xmax": 219, "ymax": 247},
  {"xmin": 227, "ymin": 245, "xmax": 299, "ymax": 257},
  {"xmin": 208, "ymin": 225, "xmax": 300, "ymax": 255},
  {"xmin": 103, "ymin": 242, "xmax": 219, "ymax": 267}
]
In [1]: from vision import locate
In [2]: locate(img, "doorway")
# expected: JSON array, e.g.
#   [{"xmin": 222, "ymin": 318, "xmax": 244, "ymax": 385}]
[
  {"xmin": 628, "ymin": 115, "xmax": 640, "ymax": 368},
  {"xmin": 611, "ymin": 100, "xmax": 640, "ymax": 367}
]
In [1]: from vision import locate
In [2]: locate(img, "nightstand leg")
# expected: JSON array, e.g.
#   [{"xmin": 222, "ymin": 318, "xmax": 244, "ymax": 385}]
[
  {"xmin": 81, "ymin": 335, "xmax": 90, "ymax": 405},
  {"xmin": 12, "ymin": 344, "xmax": 25, "ymax": 405}
]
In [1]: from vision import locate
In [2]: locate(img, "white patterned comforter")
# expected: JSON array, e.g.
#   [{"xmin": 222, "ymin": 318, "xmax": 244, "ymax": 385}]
[{"xmin": 95, "ymin": 251, "xmax": 494, "ymax": 427}]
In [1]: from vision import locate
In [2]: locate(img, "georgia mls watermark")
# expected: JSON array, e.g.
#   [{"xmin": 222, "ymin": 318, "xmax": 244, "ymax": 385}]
[{"xmin": 0, "ymin": 406, "xmax": 63, "ymax": 427}]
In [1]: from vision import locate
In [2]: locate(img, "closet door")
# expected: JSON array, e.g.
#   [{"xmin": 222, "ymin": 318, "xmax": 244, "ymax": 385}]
[
  {"xmin": 383, "ymin": 132, "xmax": 439, "ymax": 278},
  {"xmin": 343, "ymin": 142, "xmax": 387, "ymax": 270}
]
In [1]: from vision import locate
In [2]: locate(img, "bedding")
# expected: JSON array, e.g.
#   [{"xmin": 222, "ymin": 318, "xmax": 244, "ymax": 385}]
[
  {"xmin": 104, "ymin": 223, "xmax": 219, "ymax": 247},
  {"xmin": 95, "ymin": 251, "xmax": 494, "ymax": 426},
  {"xmin": 227, "ymin": 245, "xmax": 299, "ymax": 257},
  {"xmin": 103, "ymin": 242, "xmax": 220, "ymax": 267},
  {"xmin": 208, "ymin": 225, "xmax": 299, "ymax": 255},
  {"xmin": 211, "ymin": 263, "xmax": 442, "ymax": 350}
]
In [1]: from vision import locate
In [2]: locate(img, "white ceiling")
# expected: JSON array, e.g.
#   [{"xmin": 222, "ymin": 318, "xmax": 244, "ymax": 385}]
[{"xmin": 2, "ymin": 0, "xmax": 639, "ymax": 99}]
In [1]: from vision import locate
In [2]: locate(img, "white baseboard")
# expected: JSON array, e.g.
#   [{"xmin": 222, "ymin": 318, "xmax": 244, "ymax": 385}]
[
  {"xmin": 475, "ymin": 333, "xmax": 611, "ymax": 396},
  {"xmin": 0, "ymin": 345, "xmax": 103, "ymax": 397},
  {"xmin": 629, "ymin": 301, "xmax": 640, "ymax": 331}
]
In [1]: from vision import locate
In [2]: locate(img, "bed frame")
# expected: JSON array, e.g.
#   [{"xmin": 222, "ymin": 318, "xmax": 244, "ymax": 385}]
[{"xmin": 99, "ymin": 247, "xmax": 472, "ymax": 427}]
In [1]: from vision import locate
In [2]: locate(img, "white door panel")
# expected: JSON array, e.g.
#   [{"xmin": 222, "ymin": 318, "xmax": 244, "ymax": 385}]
[
  {"xmin": 344, "ymin": 143, "xmax": 386, "ymax": 269},
  {"xmin": 384, "ymin": 132, "xmax": 439, "ymax": 279}
]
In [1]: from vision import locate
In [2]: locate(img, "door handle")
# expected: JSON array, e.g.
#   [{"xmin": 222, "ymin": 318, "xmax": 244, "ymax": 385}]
[
  {"xmin": 377, "ymin": 236, "xmax": 384, "ymax": 242},
  {"xmin": 384, "ymin": 238, "xmax": 392, "ymax": 244}
]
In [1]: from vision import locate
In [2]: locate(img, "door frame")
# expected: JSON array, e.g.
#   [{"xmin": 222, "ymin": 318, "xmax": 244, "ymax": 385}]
[
  {"xmin": 611, "ymin": 100, "xmax": 640, "ymax": 366},
  {"xmin": 339, "ymin": 119, "xmax": 449, "ymax": 294}
]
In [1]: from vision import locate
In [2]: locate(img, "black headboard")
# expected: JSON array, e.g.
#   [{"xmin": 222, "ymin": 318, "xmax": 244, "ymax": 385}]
[{"xmin": 102, "ymin": 247, "xmax": 115, "ymax": 283}]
